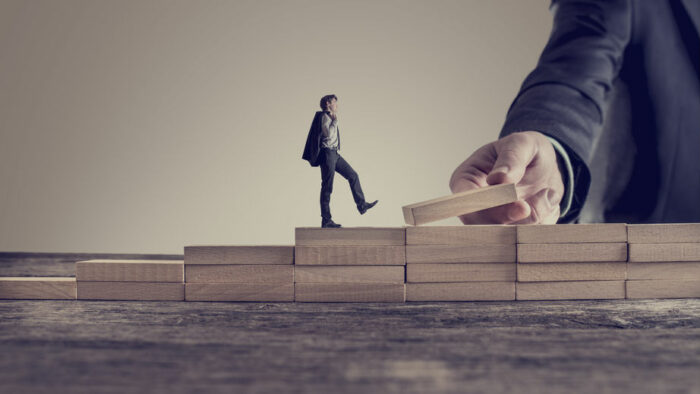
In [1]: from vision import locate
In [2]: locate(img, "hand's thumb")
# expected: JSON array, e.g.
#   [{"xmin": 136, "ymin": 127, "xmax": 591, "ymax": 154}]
[{"xmin": 486, "ymin": 135, "xmax": 536, "ymax": 186}]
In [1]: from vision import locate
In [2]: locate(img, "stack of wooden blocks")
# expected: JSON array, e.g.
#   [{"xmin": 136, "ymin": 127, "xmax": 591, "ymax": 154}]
[
  {"xmin": 1, "ymin": 223, "xmax": 699, "ymax": 302},
  {"xmin": 515, "ymin": 224, "xmax": 628, "ymax": 300},
  {"xmin": 627, "ymin": 224, "xmax": 700, "ymax": 299},
  {"xmin": 294, "ymin": 228, "xmax": 406, "ymax": 302},
  {"xmin": 76, "ymin": 259, "xmax": 185, "ymax": 300},
  {"xmin": 184, "ymin": 246, "xmax": 295, "ymax": 301},
  {"xmin": 405, "ymin": 226, "xmax": 516, "ymax": 301}
]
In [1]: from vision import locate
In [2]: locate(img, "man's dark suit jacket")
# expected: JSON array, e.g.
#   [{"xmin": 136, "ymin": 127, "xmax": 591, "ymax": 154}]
[
  {"xmin": 500, "ymin": 0, "xmax": 700, "ymax": 223},
  {"xmin": 302, "ymin": 111, "xmax": 326, "ymax": 167}
]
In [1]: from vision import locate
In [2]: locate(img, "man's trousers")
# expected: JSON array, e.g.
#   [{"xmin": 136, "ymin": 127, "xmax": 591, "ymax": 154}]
[{"xmin": 319, "ymin": 148, "xmax": 366, "ymax": 220}]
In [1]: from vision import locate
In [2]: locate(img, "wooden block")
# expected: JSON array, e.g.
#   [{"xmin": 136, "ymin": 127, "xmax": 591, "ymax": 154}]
[
  {"xmin": 0, "ymin": 277, "xmax": 76, "ymax": 300},
  {"xmin": 517, "ymin": 262, "xmax": 627, "ymax": 282},
  {"xmin": 406, "ymin": 245, "xmax": 516, "ymax": 263},
  {"xmin": 627, "ymin": 262, "xmax": 700, "ymax": 280},
  {"xmin": 626, "ymin": 280, "xmax": 700, "ymax": 299},
  {"xmin": 628, "ymin": 243, "xmax": 700, "ymax": 262},
  {"xmin": 185, "ymin": 265, "xmax": 293, "ymax": 283},
  {"xmin": 517, "ymin": 223, "xmax": 627, "ymax": 244},
  {"xmin": 627, "ymin": 223, "xmax": 700, "ymax": 244},
  {"xmin": 402, "ymin": 183, "xmax": 518, "ymax": 226},
  {"xmin": 295, "ymin": 227, "xmax": 405, "ymax": 246},
  {"xmin": 76, "ymin": 260, "xmax": 184, "ymax": 282},
  {"xmin": 77, "ymin": 282, "xmax": 184, "ymax": 301},
  {"xmin": 294, "ymin": 266, "xmax": 404, "ymax": 284},
  {"xmin": 294, "ymin": 283, "xmax": 405, "ymax": 302},
  {"xmin": 406, "ymin": 225, "xmax": 516, "ymax": 245},
  {"xmin": 516, "ymin": 281, "xmax": 625, "ymax": 300},
  {"xmin": 184, "ymin": 246, "xmax": 294, "ymax": 265},
  {"xmin": 185, "ymin": 283, "xmax": 294, "ymax": 302},
  {"xmin": 407, "ymin": 263, "xmax": 515, "ymax": 282},
  {"xmin": 406, "ymin": 282, "xmax": 515, "ymax": 301},
  {"xmin": 294, "ymin": 246, "xmax": 405, "ymax": 266},
  {"xmin": 517, "ymin": 243, "xmax": 627, "ymax": 263}
]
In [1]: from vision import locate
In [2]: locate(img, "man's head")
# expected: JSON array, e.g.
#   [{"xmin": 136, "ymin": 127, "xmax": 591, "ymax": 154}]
[{"xmin": 320, "ymin": 94, "xmax": 338, "ymax": 112}]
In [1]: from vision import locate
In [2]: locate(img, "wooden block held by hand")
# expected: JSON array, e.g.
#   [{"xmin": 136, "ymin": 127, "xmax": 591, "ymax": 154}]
[
  {"xmin": 402, "ymin": 184, "xmax": 517, "ymax": 226},
  {"xmin": 516, "ymin": 281, "xmax": 625, "ymax": 300},
  {"xmin": 517, "ymin": 243, "xmax": 627, "ymax": 263},
  {"xmin": 517, "ymin": 224, "xmax": 627, "ymax": 244},
  {"xmin": 76, "ymin": 260, "xmax": 184, "ymax": 282},
  {"xmin": 406, "ymin": 225, "xmax": 516, "ymax": 245},
  {"xmin": 626, "ymin": 280, "xmax": 700, "ymax": 299},
  {"xmin": 294, "ymin": 283, "xmax": 405, "ymax": 302},
  {"xmin": 77, "ymin": 282, "xmax": 184, "ymax": 301},
  {"xmin": 517, "ymin": 262, "xmax": 627, "ymax": 282},
  {"xmin": 406, "ymin": 282, "xmax": 515, "ymax": 301},
  {"xmin": 407, "ymin": 263, "xmax": 515, "ymax": 282},
  {"xmin": 294, "ymin": 266, "xmax": 404, "ymax": 284},
  {"xmin": 184, "ymin": 246, "xmax": 294, "ymax": 265},
  {"xmin": 294, "ymin": 246, "xmax": 405, "ymax": 266},
  {"xmin": 185, "ymin": 265, "xmax": 293, "ymax": 283},
  {"xmin": 0, "ymin": 277, "xmax": 76, "ymax": 300}
]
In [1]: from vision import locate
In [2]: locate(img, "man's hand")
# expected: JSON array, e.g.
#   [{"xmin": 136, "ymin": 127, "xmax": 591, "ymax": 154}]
[
  {"xmin": 329, "ymin": 112, "xmax": 337, "ymax": 121},
  {"xmin": 449, "ymin": 131, "xmax": 564, "ymax": 224}
]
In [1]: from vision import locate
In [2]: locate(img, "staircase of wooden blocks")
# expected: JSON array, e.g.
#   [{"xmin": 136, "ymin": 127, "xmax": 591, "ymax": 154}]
[{"xmin": 1, "ymin": 224, "xmax": 699, "ymax": 302}]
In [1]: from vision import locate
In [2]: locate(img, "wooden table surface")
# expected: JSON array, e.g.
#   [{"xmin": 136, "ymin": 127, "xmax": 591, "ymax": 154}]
[{"xmin": 1, "ymin": 252, "xmax": 699, "ymax": 394}]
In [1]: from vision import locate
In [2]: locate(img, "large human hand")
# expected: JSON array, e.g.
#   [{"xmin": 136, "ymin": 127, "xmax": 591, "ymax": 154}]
[{"xmin": 449, "ymin": 131, "xmax": 564, "ymax": 224}]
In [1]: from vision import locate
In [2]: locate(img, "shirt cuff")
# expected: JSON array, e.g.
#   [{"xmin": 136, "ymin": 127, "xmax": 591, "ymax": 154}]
[{"xmin": 546, "ymin": 136, "xmax": 574, "ymax": 219}]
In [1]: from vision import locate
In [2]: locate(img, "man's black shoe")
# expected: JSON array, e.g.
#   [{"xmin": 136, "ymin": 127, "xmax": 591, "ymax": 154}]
[
  {"xmin": 358, "ymin": 200, "xmax": 379, "ymax": 215},
  {"xmin": 322, "ymin": 219, "xmax": 342, "ymax": 228}
]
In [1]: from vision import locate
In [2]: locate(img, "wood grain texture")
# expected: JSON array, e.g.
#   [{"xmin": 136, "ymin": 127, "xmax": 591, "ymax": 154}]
[
  {"xmin": 184, "ymin": 246, "xmax": 294, "ymax": 265},
  {"xmin": 406, "ymin": 282, "xmax": 515, "ymax": 301},
  {"xmin": 407, "ymin": 263, "xmax": 515, "ymax": 282},
  {"xmin": 185, "ymin": 283, "xmax": 294, "ymax": 302},
  {"xmin": 402, "ymin": 184, "xmax": 517, "ymax": 226},
  {"xmin": 627, "ymin": 223, "xmax": 700, "ymax": 244},
  {"xmin": 185, "ymin": 265, "xmax": 294, "ymax": 283},
  {"xmin": 0, "ymin": 277, "xmax": 76, "ymax": 300},
  {"xmin": 626, "ymin": 280, "xmax": 700, "ymax": 299},
  {"xmin": 517, "ymin": 262, "xmax": 627, "ymax": 282},
  {"xmin": 295, "ymin": 227, "xmax": 405, "ymax": 246},
  {"xmin": 294, "ymin": 246, "xmax": 405, "ymax": 266},
  {"xmin": 406, "ymin": 225, "xmax": 516, "ymax": 245},
  {"xmin": 406, "ymin": 245, "xmax": 516, "ymax": 263},
  {"xmin": 516, "ymin": 281, "xmax": 625, "ymax": 300},
  {"xmin": 294, "ymin": 283, "xmax": 405, "ymax": 302},
  {"xmin": 627, "ymin": 262, "xmax": 700, "ymax": 280},
  {"xmin": 628, "ymin": 243, "xmax": 700, "ymax": 262},
  {"xmin": 517, "ymin": 224, "xmax": 627, "ymax": 244},
  {"xmin": 294, "ymin": 266, "xmax": 404, "ymax": 284},
  {"xmin": 77, "ymin": 282, "xmax": 184, "ymax": 301},
  {"xmin": 75, "ymin": 260, "xmax": 184, "ymax": 282},
  {"xmin": 517, "ymin": 243, "xmax": 628, "ymax": 263}
]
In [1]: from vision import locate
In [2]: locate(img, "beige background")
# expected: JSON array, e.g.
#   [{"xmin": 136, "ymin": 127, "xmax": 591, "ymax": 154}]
[{"xmin": 0, "ymin": 0, "xmax": 551, "ymax": 254}]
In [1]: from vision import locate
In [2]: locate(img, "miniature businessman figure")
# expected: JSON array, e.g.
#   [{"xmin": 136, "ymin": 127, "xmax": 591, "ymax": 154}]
[{"xmin": 302, "ymin": 94, "xmax": 378, "ymax": 228}]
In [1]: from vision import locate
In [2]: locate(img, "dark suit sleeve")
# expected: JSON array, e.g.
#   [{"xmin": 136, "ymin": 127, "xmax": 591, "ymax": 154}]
[{"xmin": 499, "ymin": 0, "xmax": 632, "ymax": 222}]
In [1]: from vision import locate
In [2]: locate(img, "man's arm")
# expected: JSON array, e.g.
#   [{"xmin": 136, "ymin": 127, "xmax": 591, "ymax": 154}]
[
  {"xmin": 450, "ymin": 0, "xmax": 632, "ymax": 224},
  {"xmin": 321, "ymin": 113, "xmax": 338, "ymax": 139},
  {"xmin": 499, "ymin": 0, "xmax": 632, "ymax": 222}
]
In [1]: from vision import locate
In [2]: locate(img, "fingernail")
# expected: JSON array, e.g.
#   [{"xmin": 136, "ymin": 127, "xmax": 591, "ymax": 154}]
[
  {"xmin": 491, "ymin": 166, "xmax": 508, "ymax": 175},
  {"xmin": 507, "ymin": 206, "xmax": 520, "ymax": 221}
]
